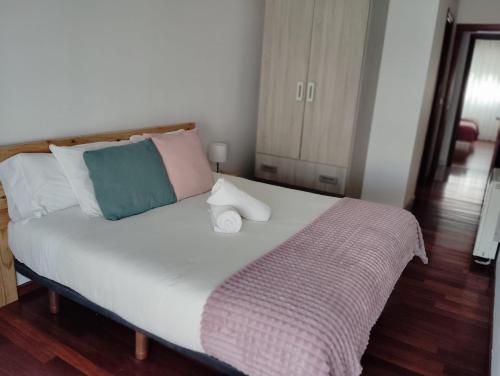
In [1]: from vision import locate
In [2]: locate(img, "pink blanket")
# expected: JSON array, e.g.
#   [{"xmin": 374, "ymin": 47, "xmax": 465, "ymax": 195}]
[{"xmin": 201, "ymin": 198, "xmax": 427, "ymax": 376}]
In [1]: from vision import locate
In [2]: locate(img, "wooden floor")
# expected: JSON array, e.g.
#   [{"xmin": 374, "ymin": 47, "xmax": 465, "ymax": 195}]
[
  {"xmin": 0, "ymin": 142, "xmax": 495, "ymax": 376},
  {"xmin": 362, "ymin": 141, "xmax": 495, "ymax": 375}
]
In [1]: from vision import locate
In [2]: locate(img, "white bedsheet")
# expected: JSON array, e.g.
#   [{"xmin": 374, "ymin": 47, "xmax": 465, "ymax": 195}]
[{"xmin": 8, "ymin": 174, "xmax": 338, "ymax": 353}]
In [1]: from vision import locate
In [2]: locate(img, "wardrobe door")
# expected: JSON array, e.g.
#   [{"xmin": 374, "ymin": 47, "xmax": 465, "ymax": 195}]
[
  {"xmin": 256, "ymin": 0, "xmax": 315, "ymax": 159},
  {"xmin": 300, "ymin": 0, "xmax": 371, "ymax": 167}
]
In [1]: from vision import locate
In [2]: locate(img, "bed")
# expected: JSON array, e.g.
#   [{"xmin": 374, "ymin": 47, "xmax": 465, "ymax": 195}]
[
  {"xmin": 458, "ymin": 119, "xmax": 480, "ymax": 143},
  {"xmin": 0, "ymin": 124, "xmax": 427, "ymax": 376}
]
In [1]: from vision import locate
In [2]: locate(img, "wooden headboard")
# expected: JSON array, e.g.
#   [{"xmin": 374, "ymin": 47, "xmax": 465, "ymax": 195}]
[{"xmin": 0, "ymin": 122, "xmax": 195, "ymax": 307}]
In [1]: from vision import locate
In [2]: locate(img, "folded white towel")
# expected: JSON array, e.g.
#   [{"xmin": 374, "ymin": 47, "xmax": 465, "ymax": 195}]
[
  {"xmin": 209, "ymin": 205, "xmax": 242, "ymax": 233},
  {"xmin": 207, "ymin": 178, "xmax": 271, "ymax": 222}
]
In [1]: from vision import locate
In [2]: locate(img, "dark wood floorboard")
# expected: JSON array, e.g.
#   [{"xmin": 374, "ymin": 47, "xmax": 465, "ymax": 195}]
[
  {"xmin": 0, "ymin": 141, "xmax": 495, "ymax": 375},
  {"xmin": 362, "ymin": 141, "xmax": 495, "ymax": 376}
]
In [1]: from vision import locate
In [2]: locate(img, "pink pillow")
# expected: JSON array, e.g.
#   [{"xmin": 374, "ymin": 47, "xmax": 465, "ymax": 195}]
[{"xmin": 151, "ymin": 129, "xmax": 213, "ymax": 200}]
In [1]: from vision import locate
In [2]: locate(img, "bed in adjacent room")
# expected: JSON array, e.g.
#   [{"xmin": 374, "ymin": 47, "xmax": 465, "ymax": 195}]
[
  {"xmin": 458, "ymin": 119, "xmax": 480, "ymax": 143},
  {"xmin": 0, "ymin": 123, "xmax": 427, "ymax": 376}
]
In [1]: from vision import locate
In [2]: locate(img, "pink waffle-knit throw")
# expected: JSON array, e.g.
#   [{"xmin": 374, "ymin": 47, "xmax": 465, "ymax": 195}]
[{"xmin": 201, "ymin": 198, "xmax": 427, "ymax": 376}]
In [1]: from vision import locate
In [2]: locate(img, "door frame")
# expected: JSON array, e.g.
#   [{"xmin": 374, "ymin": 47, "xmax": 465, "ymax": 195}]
[{"xmin": 418, "ymin": 9, "xmax": 455, "ymax": 185}]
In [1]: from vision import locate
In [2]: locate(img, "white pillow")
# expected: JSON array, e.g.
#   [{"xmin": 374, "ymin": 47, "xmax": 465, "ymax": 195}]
[
  {"xmin": 0, "ymin": 153, "xmax": 78, "ymax": 222},
  {"xmin": 129, "ymin": 129, "xmax": 185, "ymax": 143},
  {"xmin": 50, "ymin": 140, "xmax": 129, "ymax": 217}
]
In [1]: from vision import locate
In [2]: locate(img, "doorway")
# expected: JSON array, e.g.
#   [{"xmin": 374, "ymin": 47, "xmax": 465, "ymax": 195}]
[
  {"xmin": 449, "ymin": 36, "xmax": 500, "ymax": 173},
  {"xmin": 417, "ymin": 10, "xmax": 455, "ymax": 185},
  {"xmin": 418, "ymin": 24, "xmax": 500, "ymax": 205}
]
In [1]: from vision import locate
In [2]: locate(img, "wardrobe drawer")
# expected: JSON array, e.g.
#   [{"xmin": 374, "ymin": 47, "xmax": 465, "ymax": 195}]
[{"xmin": 255, "ymin": 153, "xmax": 346, "ymax": 195}]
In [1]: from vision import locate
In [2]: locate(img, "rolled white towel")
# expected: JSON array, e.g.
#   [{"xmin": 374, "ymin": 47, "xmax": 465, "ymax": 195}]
[
  {"xmin": 207, "ymin": 178, "xmax": 271, "ymax": 222},
  {"xmin": 209, "ymin": 205, "xmax": 242, "ymax": 233}
]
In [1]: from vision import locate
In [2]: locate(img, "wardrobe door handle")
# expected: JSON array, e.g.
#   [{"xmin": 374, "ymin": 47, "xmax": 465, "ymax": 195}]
[
  {"xmin": 306, "ymin": 82, "xmax": 316, "ymax": 103},
  {"xmin": 296, "ymin": 81, "xmax": 304, "ymax": 102}
]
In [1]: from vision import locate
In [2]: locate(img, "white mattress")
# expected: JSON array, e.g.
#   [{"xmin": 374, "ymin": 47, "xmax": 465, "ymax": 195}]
[{"xmin": 8, "ymin": 174, "xmax": 338, "ymax": 353}]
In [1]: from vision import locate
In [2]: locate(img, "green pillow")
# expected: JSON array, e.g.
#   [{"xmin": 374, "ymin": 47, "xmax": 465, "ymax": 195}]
[{"xmin": 83, "ymin": 139, "xmax": 177, "ymax": 220}]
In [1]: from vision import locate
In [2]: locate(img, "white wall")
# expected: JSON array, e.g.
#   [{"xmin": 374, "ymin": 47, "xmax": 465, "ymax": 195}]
[
  {"xmin": 0, "ymin": 0, "xmax": 264, "ymax": 287},
  {"xmin": 348, "ymin": 0, "xmax": 390, "ymax": 198},
  {"xmin": 361, "ymin": 0, "xmax": 456, "ymax": 207},
  {"xmin": 457, "ymin": 0, "xmax": 500, "ymax": 24},
  {"xmin": 405, "ymin": 0, "xmax": 458, "ymax": 205},
  {"xmin": 0, "ymin": 0, "xmax": 264, "ymax": 176}
]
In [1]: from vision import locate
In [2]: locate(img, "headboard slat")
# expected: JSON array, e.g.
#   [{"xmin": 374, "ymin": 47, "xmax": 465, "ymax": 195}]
[
  {"xmin": 0, "ymin": 186, "xmax": 7, "ymax": 211},
  {"xmin": 0, "ymin": 123, "xmax": 195, "ymax": 162}
]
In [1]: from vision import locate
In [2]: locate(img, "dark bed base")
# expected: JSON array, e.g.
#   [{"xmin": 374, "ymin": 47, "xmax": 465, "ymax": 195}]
[{"xmin": 15, "ymin": 260, "xmax": 245, "ymax": 376}]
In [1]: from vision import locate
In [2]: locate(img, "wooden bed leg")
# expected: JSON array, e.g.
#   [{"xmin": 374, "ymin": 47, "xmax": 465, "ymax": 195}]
[
  {"xmin": 135, "ymin": 331, "xmax": 149, "ymax": 361},
  {"xmin": 48, "ymin": 290, "xmax": 59, "ymax": 314}
]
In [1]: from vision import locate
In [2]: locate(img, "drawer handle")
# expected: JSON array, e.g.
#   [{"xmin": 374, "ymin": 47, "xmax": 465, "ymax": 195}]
[
  {"xmin": 261, "ymin": 164, "xmax": 278, "ymax": 174},
  {"xmin": 319, "ymin": 175, "xmax": 338, "ymax": 185}
]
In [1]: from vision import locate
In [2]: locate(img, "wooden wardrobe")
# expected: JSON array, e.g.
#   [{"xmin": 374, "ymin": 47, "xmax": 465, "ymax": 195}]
[{"xmin": 255, "ymin": 0, "xmax": 372, "ymax": 195}]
